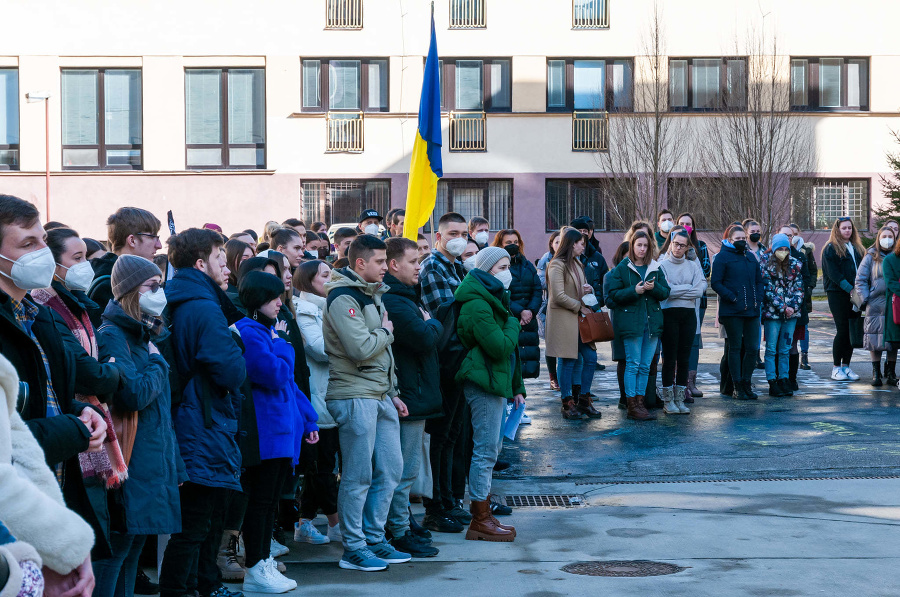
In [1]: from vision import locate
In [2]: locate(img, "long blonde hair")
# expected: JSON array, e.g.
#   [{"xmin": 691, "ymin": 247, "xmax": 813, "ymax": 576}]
[
  {"xmin": 873, "ymin": 225, "xmax": 896, "ymax": 271},
  {"xmin": 827, "ymin": 218, "xmax": 865, "ymax": 259}
]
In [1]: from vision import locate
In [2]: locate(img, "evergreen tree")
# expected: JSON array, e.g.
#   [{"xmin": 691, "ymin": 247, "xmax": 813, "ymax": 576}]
[{"xmin": 876, "ymin": 129, "xmax": 900, "ymax": 228}]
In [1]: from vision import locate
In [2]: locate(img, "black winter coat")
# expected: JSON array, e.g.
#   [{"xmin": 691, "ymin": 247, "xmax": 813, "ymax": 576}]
[
  {"xmin": 581, "ymin": 242, "xmax": 609, "ymax": 308},
  {"xmin": 790, "ymin": 246, "xmax": 811, "ymax": 327},
  {"xmin": 710, "ymin": 243, "xmax": 765, "ymax": 318},
  {"xmin": 507, "ymin": 255, "xmax": 542, "ymax": 378},
  {"xmin": 382, "ymin": 273, "xmax": 443, "ymax": 420},
  {"xmin": 822, "ymin": 242, "xmax": 863, "ymax": 295},
  {"xmin": 0, "ymin": 290, "xmax": 121, "ymax": 560}
]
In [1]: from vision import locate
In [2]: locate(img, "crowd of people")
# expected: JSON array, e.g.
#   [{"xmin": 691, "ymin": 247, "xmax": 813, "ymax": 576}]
[{"xmin": 0, "ymin": 192, "xmax": 897, "ymax": 597}]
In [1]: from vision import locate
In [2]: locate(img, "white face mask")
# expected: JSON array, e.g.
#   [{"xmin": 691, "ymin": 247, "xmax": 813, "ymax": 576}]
[
  {"xmin": 582, "ymin": 294, "xmax": 599, "ymax": 308},
  {"xmin": 364, "ymin": 224, "xmax": 380, "ymax": 236},
  {"xmin": 62, "ymin": 261, "xmax": 95, "ymax": 292},
  {"xmin": 444, "ymin": 237, "xmax": 468, "ymax": 257},
  {"xmin": 474, "ymin": 231, "xmax": 489, "ymax": 246},
  {"xmin": 463, "ymin": 255, "xmax": 478, "ymax": 271},
  {"xmin": 493, "ymin": 269, "xmax": 512, "ymax": 289},
  {"xmin": 139, "ymin": 287, "xmax": 167, "ymax": 316},
  {"xmin": 792, "ymin": 236, "xmax": 804, "ymax": 250},
  {"xmin": 880, "ymin": 236, "xmax": 895, "ymax": 250},
  {"xmin": 659, "ymin": 220, "xmax": 674, "ymax": 233},
  {"xmin": 0, "ymin": 247, "xmax": 56, "ymax": 291}
]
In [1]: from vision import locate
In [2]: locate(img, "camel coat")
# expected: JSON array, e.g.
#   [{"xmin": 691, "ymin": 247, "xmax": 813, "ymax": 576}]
[{"xmin": 545, "ymin": 259, "xmax": 586, "ymax": 359}]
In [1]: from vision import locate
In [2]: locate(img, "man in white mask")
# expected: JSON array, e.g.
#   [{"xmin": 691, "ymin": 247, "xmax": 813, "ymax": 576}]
[
  {"xmin": 468, "ymin": 217, "xmax": 491, "ymax": 249},
  {"xmin": 357, "ymin": 209, "xmax": 384, "ymax": 238},
  {"xmin": 656, "ymin": 209, "xmax": 675, "ymax": 250},
  {"xmin": 0, "ymin": 194, "xmax": 112, "ymax": 596}
]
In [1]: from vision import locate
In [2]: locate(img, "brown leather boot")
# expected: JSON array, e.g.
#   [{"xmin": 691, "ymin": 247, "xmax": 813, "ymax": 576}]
[
  {"xmin": 626, "ymin": 395, "xmax": 657, "ymax": 421},
  {"xmin": 687, "ymin": 370, "xmax": 703, "ymax": 397},
  {"xmin": 576, "ymin": 394, "xmax": 602, "ymax": 418},
  {"xmin": 561, "ymin": 397, "xmax": 588, "ymax": 420},
  {"xmin": 465, "ymin": 500, "xmax": 515, "ymax": 542}
]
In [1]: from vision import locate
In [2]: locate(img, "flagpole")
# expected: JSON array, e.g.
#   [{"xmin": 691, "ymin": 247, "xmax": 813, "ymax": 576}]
[{"xmin": 429, "ymin": 0, "xmax": 435, "ymax": 247}]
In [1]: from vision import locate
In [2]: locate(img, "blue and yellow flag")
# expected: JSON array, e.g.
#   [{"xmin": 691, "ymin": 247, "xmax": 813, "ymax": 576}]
[{"xmin": 403, "ymin": 14, "xmax": 442, "ymax": 240}]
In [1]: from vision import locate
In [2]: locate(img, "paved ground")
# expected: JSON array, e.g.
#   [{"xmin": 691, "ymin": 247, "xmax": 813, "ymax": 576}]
[{"xmin": 211, "ymin": 300, "xmax": 900, "ymax": 596}]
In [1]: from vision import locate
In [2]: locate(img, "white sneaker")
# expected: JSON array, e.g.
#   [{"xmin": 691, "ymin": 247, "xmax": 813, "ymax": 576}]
[
  {"xmin": 242, "ymin": 558, "xmax": 295, "ymax": 594},
  {"xmin": 326, "ymin": 523, "xmax": 343, "ymax": 543},
  {"xmin": 520, "ymin": 411, "xmax": 531, "ymax": 425},
  {"xmin": 294, "ymin": 520, "xmax": 330, "ymax": 544},
  {"xmin": 831, "ymin": 366, "xmax": 849, "ymax": 381},
  {"xmin": 842, "ymin": 366, "xmax": 860, "ymax": 381},
  {"xmin": 269, "ymin": 538, "xmax": 289, "ymax": 559}
]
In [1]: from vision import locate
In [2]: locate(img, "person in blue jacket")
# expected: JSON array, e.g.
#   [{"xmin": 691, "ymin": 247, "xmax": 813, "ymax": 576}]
[
  {"xmin": 235, "ymin": 271, "xmax": 318, "ymax": 594},
  {"xmin": 159, "ymin": 228, "xmax": 247, "ymax": 597},
  {"xmin": 710, "ymin": 224, "xmax": 765, "ymax": 400}
]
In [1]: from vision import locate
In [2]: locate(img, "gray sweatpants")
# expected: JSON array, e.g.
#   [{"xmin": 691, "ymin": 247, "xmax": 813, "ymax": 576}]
[
  {"xmin": 464, "ymin": 382, "xmax": 506, "ymax": 502},
  {"xmin": 327, "ymin": 398, "xmax": 402, "ymax": 551},
  {"xmin": 386, "ymin": 420, "xmax": 426, "ymax": 538}
]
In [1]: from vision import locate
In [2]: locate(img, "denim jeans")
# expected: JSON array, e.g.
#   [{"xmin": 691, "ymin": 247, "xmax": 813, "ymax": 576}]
[
  {"xmin": 800, "ymin": 328, "xmax": 810, "ymax": 352},
  {"xmin": 93, "ymin": 533, "xmax": 147, "ymax": 597},
  {"xmin": 557, "ymin": 341, "xmax": 598, "ymax": 396},
  {"xmin": 764, "ymin": 318, "xmax": 798, "ymax": 381},
  {"xmin": 463, "ymin": 382, "xmax": 505, "ymax": 502},
  {"xmin": 623, "ymin": 328, "xmax": 659, "ymax": 398}
]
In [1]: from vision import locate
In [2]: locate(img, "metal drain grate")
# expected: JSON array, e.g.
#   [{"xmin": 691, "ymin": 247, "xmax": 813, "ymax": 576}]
[
  {"xmin": 505, "ymin": 494, "xmax": 584, "ymax": 508},
  {"xmin": 561, "ymin": 560, "xmax": 686, "ymax": 577}
]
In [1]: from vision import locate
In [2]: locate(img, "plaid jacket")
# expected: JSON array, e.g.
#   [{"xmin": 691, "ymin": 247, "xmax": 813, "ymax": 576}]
[{"xmin": 419, "ymin": 249, "xmax": 466, "ymax": 317}]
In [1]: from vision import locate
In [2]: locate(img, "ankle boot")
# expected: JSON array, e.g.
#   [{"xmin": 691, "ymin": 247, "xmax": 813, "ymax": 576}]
[
  {"xmin": 800, "ymin": 352, "xmax": 811, "ymax": 370},
  {"xmin": 561, "ymin": 397, "xmax": 587, "ymax": 420},
  {"xmin": 768, "ymin": 380, "xmax": 784, "ymax": 397},
  {"xmin": 872, "ymin": 362, "xmax": 883, "ymax": 387},
  {"xmin": 465, "ymin": 500, "xmax": 515, "ymax": 542},
  {"xmin": 682, "ymin": 385, "xmax": 694, "ymax": 404},
  {"xmin": 549, "ymin": 369, "xmax": 559, "ymax": 391},
  {"xmin": 576, "ymin": 394, "xmax": 602, "ymax": 418},
  {"xmin": 744, "ymin": 380, "xmax": 759, "ymax": 400},
  {"xmin": 778, "ymin": 378, "xmax": 793, "ymax": 397},
  {"xmin": 687, "ymin": 370, "xmax": 703, "ymax": 397},
  {"xmin": 885, "ymin": 361, "xmax": 898, "ymax": 386},
  {"xmin": 661, "ymin": 386, "xmax": 678, "ymax": 414},
  {"xmin": 788, "ymin": 353, "xmax": 800, "ymax": 391},
  {"xmin": 674, "ymin": 385, "xmax": 690, "ymax": 414},
  {"xmin": 626, "ymin": 396, "xmax": 657, "ymax": 421},
  {"xmin": 618, "ymin": 395, "xmax": 627, "ymax": 410}
]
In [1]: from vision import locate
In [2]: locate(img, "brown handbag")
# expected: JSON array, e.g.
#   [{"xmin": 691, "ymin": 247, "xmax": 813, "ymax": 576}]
[{"xmin": 578, "ymin": 310, "xmax": 614, "ymax": 343}]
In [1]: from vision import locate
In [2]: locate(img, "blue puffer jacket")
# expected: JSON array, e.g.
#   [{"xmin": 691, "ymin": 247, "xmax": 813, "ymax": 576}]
[
  {"xmin": 98, "ymin": 301, "xmax": 187, "ymax": 535},
  {"xmin": 711, "ymin": 242, "xmax": 765, "ymax": 318},
  {"xmin": 164, "ymin": 267, "xmax": 247, "ymax": 490},
  {"xmin": 234, "ymin": 317, "xmax": 318, "ymax": 464}
]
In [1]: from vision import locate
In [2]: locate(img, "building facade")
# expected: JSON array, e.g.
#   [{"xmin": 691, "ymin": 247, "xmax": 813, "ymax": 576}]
[{"xmin": 0, "ymin": 0, "xmax": 896, "ymax": 254}]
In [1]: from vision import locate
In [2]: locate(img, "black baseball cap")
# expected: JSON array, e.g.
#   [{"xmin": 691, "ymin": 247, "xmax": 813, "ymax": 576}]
[{"xmin": 358, "ymin": 209, "xmax": 383, "ymax": 223}]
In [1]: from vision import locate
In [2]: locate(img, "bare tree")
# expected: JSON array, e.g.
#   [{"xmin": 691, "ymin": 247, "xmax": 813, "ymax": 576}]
[
  {"xmin": 596, "ymin": 2, "xmax": 690, "ymax": 228},
  {"xmin": 696, "ymin": 25, "xmax": 817, "ymax": 239}
]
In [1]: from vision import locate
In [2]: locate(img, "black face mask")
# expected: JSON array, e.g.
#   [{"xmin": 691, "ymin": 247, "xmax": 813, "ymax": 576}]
[
  {"xmin": 317, "ymin": 248, "xmax": 329, "ymax": 260},
  {"xmin": 504, "ymin": 244, "xmax": 520, "ymax": 257},
  {"xmin": 733, "ymin": 240, "xmax": 748, "ymax": 253},
  {"xmin": 749, "ymin": 233, "xmax": 761, "ymax": 243}
]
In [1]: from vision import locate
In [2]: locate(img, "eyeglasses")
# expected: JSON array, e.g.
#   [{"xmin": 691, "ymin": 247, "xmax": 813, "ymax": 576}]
[
  {"xmin": 672, "ymin": 242, "xmax": 689, "ymax": 249},
  {"xmin": 143, "ymin": 281, "xmax": 161, "ymax": 293},
  {"xmin": 136, "ymin": 233, "xmax": 160, "ymax": 242}
]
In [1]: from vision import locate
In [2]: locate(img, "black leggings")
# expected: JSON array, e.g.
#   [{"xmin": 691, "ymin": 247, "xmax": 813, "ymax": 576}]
[
  {"xmin": 546, "ymin": 356, "xmax": 557, "ymax": 380},
  {"xmin": 827, "ymin": 291, "xmax": 855, "ymax": 367},
  {"xmin": 661, "ymin": 307, "xmax": 697, "ymax": 387},
  {"xmin": 720, "ymin": 315, "xmax": 761, "ymax": 383},
  {"xmin": 241, "ymin": 458, "xmax": 291, "ymax": 569},
  {"xmin": 299, "ymin": 428, "xmax": 340, "ymax": 519}
]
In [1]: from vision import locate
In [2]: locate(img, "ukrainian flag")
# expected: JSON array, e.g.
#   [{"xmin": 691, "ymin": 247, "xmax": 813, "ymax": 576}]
[{"xmin": 403, "ymin": 13, "xmax": 442, "ymax": 240}]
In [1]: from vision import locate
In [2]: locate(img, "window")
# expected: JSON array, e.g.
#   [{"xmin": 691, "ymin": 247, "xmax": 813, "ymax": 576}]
[
  {"xmin": 61, "ymin": 69, "xmax": 141, "ymax": 169},
  {"xmin": 669, "ymin": 58, "xmax": 747, "ymax": 111},
  {"xmin": 791, "ymin": 179, "xmax": 869, "ymax": 231},
  {"xmin": 449, "ymin": 0, "xmax": 485, "ymax": 28},
  {"xmin": 547, "ymin": 59, "xmax": 633, "ymax": 111},
  {"xmin": 185, "ymin": 68, "xmax": 265, "ymax": 169},
  {"xmin": 790, "ymin": 58, "xmax": 868, "ymax": 111},
  {"xmin": 572, "ymin": 0, "xmax": 608, "ymax": 29},
  {"xmin": 301, "ymin": 59, "xmax": 388, "ymax": 112},
  {"xmin": 545, "ymin": 179, "xmax": 624, "ymax": 232},
  {"xmin": 440, "ymin": 59, "xmax": 510, "ymax": 112},
  {"xmin": 424, "ymin": 180, "xmax": 512, "ymax": 231},
  {"xmin": 0, "ymin": 69, "xmax": 18, "ymax": 170},
  {"xmin": 301, "ymin": 180, "xmax": 390, "ymax": 225},
  {"xmin": 326, "ymin": 0, "xmax": 363, "ymax": 29},
  {"xmin": 667, "ymin": 177, "xmax": 746, "ymax": 231}
]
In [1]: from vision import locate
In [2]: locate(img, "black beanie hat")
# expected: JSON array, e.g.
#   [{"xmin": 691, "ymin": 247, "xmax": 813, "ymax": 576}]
[{"xmin": 239, "ymin": 271, "xmax": 285, "ymax": 314}]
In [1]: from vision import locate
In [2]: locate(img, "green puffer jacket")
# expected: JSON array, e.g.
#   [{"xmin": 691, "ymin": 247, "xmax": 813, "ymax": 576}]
[
  {"xmin": 607, "ymin": 258, "xmax": 671, "ymax": 339},
  {"xmin": 454, "ymin": 269, "xmax": 526, "ymax": 399}
]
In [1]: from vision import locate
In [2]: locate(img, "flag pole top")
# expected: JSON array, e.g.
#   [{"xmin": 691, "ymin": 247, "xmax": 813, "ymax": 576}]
[{"xmin": 431, "ymin": 1, "xmax": 434, "ymax": 18}]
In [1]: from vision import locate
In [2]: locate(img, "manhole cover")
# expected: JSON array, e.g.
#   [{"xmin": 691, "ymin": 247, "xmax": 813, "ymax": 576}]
[
  {"xmin": 505, "ymin": 494, "xmax": 584, "ymax": 508},
  {"xmin": 561, "ymin": 561, "xmax": 686, "ymax": 577}
]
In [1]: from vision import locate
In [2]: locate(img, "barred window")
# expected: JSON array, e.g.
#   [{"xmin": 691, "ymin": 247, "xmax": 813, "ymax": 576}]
[
  {"xmin": 545, "ymin": 179, "xmax": 624, "ymax": 232},
  {"xmin": 300, "ymin": 180, "xmax": 390, "ymax": 226},
  {"xmin": 791, "ymin": 179, "xmax": 868, "ymax": 231},
  {"xmin": 424, "ymin": 180, "xmax": 512, "ymax": 232},
  {"xmin": 666, "ymin": 177, "xmax": 746, "ymax": 232}
]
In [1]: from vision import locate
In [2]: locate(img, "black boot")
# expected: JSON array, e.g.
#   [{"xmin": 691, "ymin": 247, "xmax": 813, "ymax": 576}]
[
  {"xmin": 768, "ymin": 380, "xmax": 784, "ymax": 397},
  {"xmin": 872, "ymin": 362, "xmax": 884, "ymax": 387},
  {"xmin": 800, "ymin": 352, "xmax": 811, "ymax": 370},
  {"xmin": 778, "ymin": 378, "xmax": 794, "ymax": 397},
  {"xmin": 743, "ymin": 380, "xmax": 759, "ymax": 400},
  {"xmin": 788, "ymin": 353, "xmax": 800, "ymax": 392},
  {"xmin": 733, "ymin": 381, "xmax": 751, "ymax": 400},
  {"xmin": 572, "ymin": 385, "xmax": 581, "ymax": 402},
  {"xmin": 885, "ymin": 361, "xmax": 898, "ymax": 387}
]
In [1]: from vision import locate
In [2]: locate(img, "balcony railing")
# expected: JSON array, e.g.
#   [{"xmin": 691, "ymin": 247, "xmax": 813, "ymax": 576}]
[
  {"xmin": 449, "ymin": 112, "xmax": 486, "ymax": 152},
  {"xmin": 572, "ymin": 0, "xmax": 609, "ymax": 29},
  {"xmin": 449, "ymin": 0, "xmax": 486, "ymax": 28},
  {"xmin": 572, "ymin": 112, "xmax": 608, "ymax": 152},
  {"xmin": 326, "ymin": 0, "xmax": 363, "ymax": 29},
  {"xmin": 326, "ymin": 112, "xmax": 364, "ymax": 152}
]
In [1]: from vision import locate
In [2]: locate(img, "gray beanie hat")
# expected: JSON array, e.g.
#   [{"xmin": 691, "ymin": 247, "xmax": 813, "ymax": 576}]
[
  {"xmin": 475, "ymin": 246, "xmax": 510, "ymax": 272},
  {"xmin": 111, "ymin": 255, "xmax": 162, "ymax": 300}
]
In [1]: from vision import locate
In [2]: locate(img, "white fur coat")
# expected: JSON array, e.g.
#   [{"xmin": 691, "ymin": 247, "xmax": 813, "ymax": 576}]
[{"xmin": 0, "ymin": 354, "xmax": 94, "ymax": 574}]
